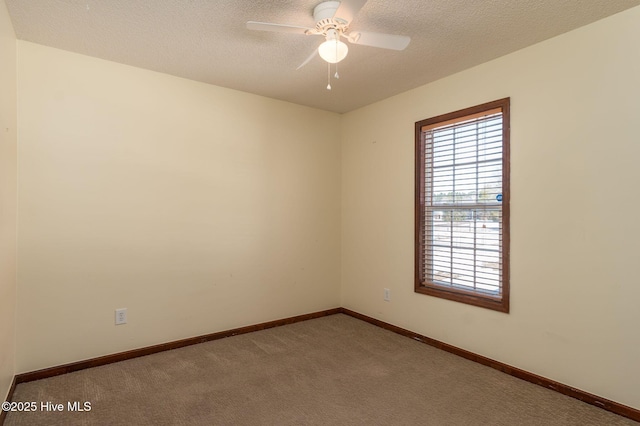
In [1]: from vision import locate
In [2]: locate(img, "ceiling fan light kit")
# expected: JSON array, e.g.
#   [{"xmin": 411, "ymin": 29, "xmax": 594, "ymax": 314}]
[
  {"xmin": 247, "ymin": 0, "xmax": 410, "ymax": 89},
  {"xmin": 318, "ymin": 29, "xmax": 348, "ymax": 63}
]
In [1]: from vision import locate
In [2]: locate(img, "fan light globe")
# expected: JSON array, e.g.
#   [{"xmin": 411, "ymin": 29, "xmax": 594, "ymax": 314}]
[{"xmin": 318, "ymin": 39, "xmax": 348, "ymax": 64}]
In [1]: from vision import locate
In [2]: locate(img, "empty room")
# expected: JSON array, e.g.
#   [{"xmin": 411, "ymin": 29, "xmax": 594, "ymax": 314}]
[{"xmin": 1, "ymin": 0, "xmax": 639, "ymax": 424}]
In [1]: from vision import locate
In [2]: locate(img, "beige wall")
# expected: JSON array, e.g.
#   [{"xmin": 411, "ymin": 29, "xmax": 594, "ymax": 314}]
[
  {"xmin": 16, "ymin": 41, "xmax": 341, "ymax": 372},
  {"xmin": 341, "ymin": 6, "xmax": 640, "ymax": 410},
  {"xmin": 0, "ymin": 0, "xmax": 17, "ymax": 402}
]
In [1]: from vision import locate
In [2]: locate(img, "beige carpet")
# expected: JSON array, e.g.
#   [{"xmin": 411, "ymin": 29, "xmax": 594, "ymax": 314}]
[{"xmin": 5, "ymin": 314, "xmax": 637, "ymax": 425}]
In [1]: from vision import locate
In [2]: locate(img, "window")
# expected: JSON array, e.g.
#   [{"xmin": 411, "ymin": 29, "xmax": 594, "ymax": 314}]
[{"xmin": 415, "ymin": 98, "xmax": 510, "ymax": 312}]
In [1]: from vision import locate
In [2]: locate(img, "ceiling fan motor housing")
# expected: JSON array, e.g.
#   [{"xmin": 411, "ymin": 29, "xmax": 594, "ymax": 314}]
[
  {"xmin": 313, "ymin": 1, "xmax": 340, "ymax": 21},
  {"xmin": 313, "ymin": 1, "xmax": 348, "ymax": 34}
]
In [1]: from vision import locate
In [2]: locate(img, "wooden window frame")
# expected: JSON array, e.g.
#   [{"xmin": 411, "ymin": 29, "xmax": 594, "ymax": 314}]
[{"xmin": 414, "ymin": 98, "xmax": 510, "ymax": 313}]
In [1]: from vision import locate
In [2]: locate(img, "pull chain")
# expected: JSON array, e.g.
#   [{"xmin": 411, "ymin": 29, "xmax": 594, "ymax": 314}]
[{"xmin": 334, "ymin": 38, "xmax": 340, "ymax": 79}]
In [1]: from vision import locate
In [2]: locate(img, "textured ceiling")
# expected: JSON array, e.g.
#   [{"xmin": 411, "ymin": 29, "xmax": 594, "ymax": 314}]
[{"xmin": 5, "ymin": 0, "xmax": 640, "ymax": 113}]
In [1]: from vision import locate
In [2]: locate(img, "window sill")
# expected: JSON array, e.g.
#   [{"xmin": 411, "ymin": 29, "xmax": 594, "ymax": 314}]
[{"xmin": 415, "ymin": 282, "xmax": 509, "ymax": 313}]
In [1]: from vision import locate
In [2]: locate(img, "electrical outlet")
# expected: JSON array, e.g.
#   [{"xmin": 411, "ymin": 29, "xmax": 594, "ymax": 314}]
[
  {"xmin": 115, "ymin": 308, "xmax": 127, "ymax": 325},
  {"xmin": 384, "ymin": 288, "xmax": 391, "ymax": 302}
]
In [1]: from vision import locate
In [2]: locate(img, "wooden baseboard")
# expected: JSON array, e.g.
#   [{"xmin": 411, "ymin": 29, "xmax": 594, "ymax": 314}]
[
  {"xmin": 339, "ymin": 308, "xmax": 640, "ymax": 423},
  {"xmin": 15, "ymin": 308, "xmax": 341, "ymax": 384},
  {"xmin": 0, "ymin": 376, "xmax": 17, "ymax": 426},
  {"xmin": 7, "ymin": 307, "xmax": 639, "ymax": 423}
]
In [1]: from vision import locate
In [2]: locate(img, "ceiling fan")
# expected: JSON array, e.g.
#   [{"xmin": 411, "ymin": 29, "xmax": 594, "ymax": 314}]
[{"xmin": 247, "ymin": 0, "xmax": 410, "ymax": 89}]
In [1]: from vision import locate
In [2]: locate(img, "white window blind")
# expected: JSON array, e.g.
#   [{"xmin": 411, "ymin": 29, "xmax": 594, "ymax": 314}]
[{"xmin": 415, "ymin": 98, "xmax": 509, "ymax": 312}]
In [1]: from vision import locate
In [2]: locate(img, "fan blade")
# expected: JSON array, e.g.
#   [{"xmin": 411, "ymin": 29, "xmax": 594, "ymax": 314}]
[
  {"xmin": 333, "ymin": 0, "xmax": 368, "ymax": 24},
  {"xmin": 349, "ymin": 31, "xmax": 410, "ymax": 50},
  {"xmin": 296, "ymin": 49, "xmax": 319, "ymax": 70},
  {"xmin": 246, "ymin": 21, "xmax": 313, "ymax": 35}
]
